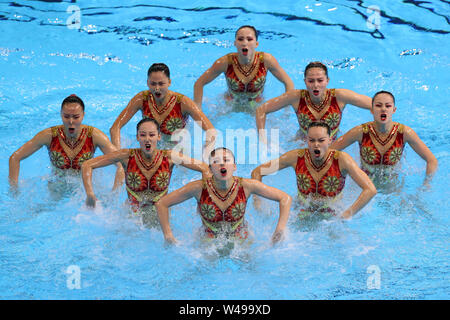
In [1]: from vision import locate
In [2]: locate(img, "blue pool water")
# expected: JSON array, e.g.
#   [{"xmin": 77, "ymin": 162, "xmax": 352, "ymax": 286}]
[{"xmin": 0, "ymin": 0, "xmax": 449, "ymax": 299}]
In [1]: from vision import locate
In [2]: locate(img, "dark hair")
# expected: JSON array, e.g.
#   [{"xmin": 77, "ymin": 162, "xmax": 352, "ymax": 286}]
[
  {"xmin": 61, "ymin": 94, "xmax": 85, "ymax": 112},
  {"xmin": 209, "ymin": 147, "xmax": 236, "ymax": 164},
  {"xmin": 147, "ymin": 63, "xmax": 170, "ymax": 79},
  {"xmin": 235, "ymin": 25, "xmax": 258, "ymax": 40},
  {"xmin": 304, "ymin": 61, "xmax": 328, "ymax": 78},
  {"xmin": 307, "ymin": 121, "xmax": 331, "ymax": 136},
  {"xmin": 372, "ymin": 90, "xmax": 395, "ymax": 106},
  {"xmin": 136, "ymin": 117, "xmax": 161, "ymax": 134}
]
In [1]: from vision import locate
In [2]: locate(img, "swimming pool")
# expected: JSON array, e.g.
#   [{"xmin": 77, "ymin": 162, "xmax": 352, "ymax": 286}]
[{"xmin": 0, "ymin": 0, "xmax": 449, "ymax": 300}]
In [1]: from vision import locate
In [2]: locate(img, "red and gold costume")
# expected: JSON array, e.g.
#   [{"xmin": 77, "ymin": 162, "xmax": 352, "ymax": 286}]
[
  {"xmin": 295, "ymin": 149, "xmax": 345, "ymax": 218},
  {"xmin": 49, "ymin": 125, "xmax": 95, "ymax": 170},
  {"xmin": 125, "ymin": 149, "xmax": 173, "ymax": 211},
  {"xmin": 296, "ymin": 89, "xmax": 342, "ymax": 139},
  {"xmin": 198, "ymin": 177, "xmax": 248, "ymax": 239},
  {"xmin": 225, "ymin": 52, "xmax": 267, "ymax": 102},
  {"xmin": 359, "ymin": 122, "xmax": 405, "ymax": 174},
  {"xmin": 141, "ymin": 91, "xmax": 187, "ymax": 136}
]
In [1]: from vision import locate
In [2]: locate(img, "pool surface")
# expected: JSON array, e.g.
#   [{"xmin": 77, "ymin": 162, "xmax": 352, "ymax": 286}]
[{"xmin": 0, "ymin": 0, "xmax": 449, "ymax": 299}]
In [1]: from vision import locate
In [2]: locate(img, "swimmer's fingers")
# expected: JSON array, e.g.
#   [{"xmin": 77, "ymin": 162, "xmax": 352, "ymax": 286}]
[
  {"xmin": 271, "ymin": 229, "xmax": 284, "ymax": 244},
  {"xmin": 340, "ymin": 210, "xmax": 353, "ymax": 220},
  {"xmin": 164, "ymin": 236, "xmax": 179, "ymax": 246},
  {"xmin": 85, "ymin": 195, "xmax": 97, "ymax": 208}
]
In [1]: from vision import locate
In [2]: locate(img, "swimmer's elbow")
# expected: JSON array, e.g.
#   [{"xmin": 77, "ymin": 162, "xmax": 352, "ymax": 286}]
[{"xmin": 367, "ymin": 185, "xmax": 377, "ymax": 198}]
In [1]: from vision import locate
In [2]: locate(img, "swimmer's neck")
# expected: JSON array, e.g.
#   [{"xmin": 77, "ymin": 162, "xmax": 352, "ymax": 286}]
[
  {"xmin": 141, "ymin": 148, "xmax": 158, "ymax": 160},
  {"xmin": 310, "ymin": 149, "xmax": 330, "ymax": 167},
  {"xmin": 236, "ymin": 52, "xmax": 255, "ymax": 66},
  {"xmin": 373, "ymin": 120, "xmax": 394, "ymax": 134},
  {"xmin": 212, "ymin": 176, "xmax": 234, "ymax": 191}
]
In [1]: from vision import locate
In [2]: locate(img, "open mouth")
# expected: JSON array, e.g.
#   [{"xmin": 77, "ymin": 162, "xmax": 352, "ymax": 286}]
[
  {"xmin": 145, "ymin": 143, "xmax": 151, "ymax": 152},
  {"xmin": 313, "ymin": 90, "xmax": 320, "ymax": 96},
  {"xmin": 242, "ymin": 48, "xmax": 248, "ymax": 56},
  {"xmin": 68, "ymin": 128, "xmax": 75, "ymax": 134},
  {"xmin": 220, "ymin": 168, "xmax": 227, "ymax": 177},
  {"xmin": 314, "ymin": 149, "xmax": 321, "ymax": 157},
  {"xmin": 154, "ymin": 92, "xmax": 162, "ymax": 99},
  {"xmin": 380, "ymin": 114, "xmax": 387, "ymax": 121}
]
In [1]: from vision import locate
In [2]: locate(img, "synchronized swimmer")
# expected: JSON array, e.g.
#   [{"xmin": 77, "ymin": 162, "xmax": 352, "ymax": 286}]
[{"xmin": 7, "ymin": 25, "xmax": 439, "ymax": 246}]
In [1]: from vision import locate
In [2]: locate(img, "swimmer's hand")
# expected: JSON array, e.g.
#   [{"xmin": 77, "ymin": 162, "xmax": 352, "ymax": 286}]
[
  {"xmin": 271, "ymin": 229, "xmax": 284, "ymax": 244},
  {"xmin": 85, "ymin": 194, "xmax": 97, "ymax": 208},
  {"xmin": 164, "ymin": 235, "xmax": 178, "ymax": 245},
  {"xmin": 201, "ymin": 168, "xmax": 213, "ymax": 180},
  {"xmin": 341, "ymin": 209, "xmax": 353, "ymax": 220}
]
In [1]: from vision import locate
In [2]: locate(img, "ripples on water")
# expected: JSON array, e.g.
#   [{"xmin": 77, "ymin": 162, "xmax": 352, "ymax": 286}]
[{"xmin": 0, "ymin": 0, "xmax": 449, "ymax": 299}]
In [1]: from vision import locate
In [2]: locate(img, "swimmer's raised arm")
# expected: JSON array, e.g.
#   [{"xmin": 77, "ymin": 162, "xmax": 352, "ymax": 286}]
[
  {"xmin": 242, "ymin": 178, "xmax": 292, "ymax": 243},
  {"xmin": 110, "ymin": 91, "xmax": 144, "ymax": 148},
  {"xmin": 330, "ymin": 125, "xmax": 363, "ymax": 151},
  {"xmin": 169, "ymin": 151, "xmax": 211, "ymax": 178},
  {"xmin": 193, "ymin": 56, "xmax": 228, "ymax": 108},
  {"xmin": 403, "ymin": 125, "xmax": 438, "ymax": 178},
  {"xmin": 338, "ymin": 151, "xmax": 377, "ymax": 219},
  {"xmin": 251, "ymin": 149, "xmax": 298, "ymax": 181},
  {"xmin": 264, "ymin": 53, "xmax": 294, "ymax": 92},
  {"xmin": 156, "ymin": 180, "xmax": 203, "ymax": 244},
  {"xmin": 9, "ymin": 128, "xmax": 52, "ymax": 187},
  {"xmin": 81, "ymin": 149, "xmax": 130, "ymax": 207},
  {"xmin": 92, "ymin": 127, "xmax": 125, "ymax": 190},
  {"xmin": 179, "ymin": 95, "xmax": 217, "ymax": 147},
  {"xmin": 335, "ymin": 89, "xmax": 372, "ymax": 110},
  {"xmin": 255, "ymin": 90, "xmax": 300, "ymax": 143}
]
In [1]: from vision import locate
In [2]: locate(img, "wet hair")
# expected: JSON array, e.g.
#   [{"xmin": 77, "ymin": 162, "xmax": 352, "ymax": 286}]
[
  {"xmin": 372, "ymin": 90, "xmax": 395, "ymax": 106},
  {"xmin": 61, "ymin": 94, "xmax": 85, "ymax": 112},
  {"xmin": 147, "ymin": 63, "xmax": 170, "ymax": 79},
  {"xmin": 235, "ymin": 25, "xmax": 259, "ymax": 40},
  {"xmin": 209, "ymin": 147, "xmax": 236, "ymax": 164},
  {"xmin": 307, "ymin": 121, "xmax": 331, "ymax": 136},
  {"xmin": 136, "ymin": 117, "xmax": 161, "ymax": 134},
  {"xmin": 304, "ymin": 61, "xmax": 329, "ymax": 78}
]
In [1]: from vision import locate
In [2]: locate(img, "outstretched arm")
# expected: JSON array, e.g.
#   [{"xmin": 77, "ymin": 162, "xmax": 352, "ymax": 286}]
[
  {"xmin": 251, "ymin": 149, "xmax": 298, "ymax": 181},
  {"xmin": 243, "ymin": 179, "xmax": 292, "ymax": 243},
  {"xmin": 338, "ymin": 151, "xmax": 377, "ymax": 219},
  {"xmin": 180, "ymin": 95, "xmax": 217, "ymax": 148},
  {"xmin": 404, "ymin": 126, "xmax": 438, "ymax": 179},
  {"xmin": 92, "ymin": 127, "xmax": 125, "ymax": 190},
  {"xmin": 264, "ymin": 53, "xmax": 294, "ymax": 92},
  {"xmin": 330, "ymin": 125, "xmax": 362, "ymax": 151},
  {"xmin": 9, "ymin": 128, "xmax": 52, "ymax": 187},
  {"xmin": 336, "ymin": 88, "xmax": 372, "ymax": 110},
  {"xmin": 109, "ymin": 92, "xmax": 143, "ymax": 148},
  {"xmin": 169, "ymin": 151, "xmax": 211, "ymax": 178},
  {"xmin": 81, "ymin": 149, "xmax": 129, "ymax": 207},
  {"xmin": 155, "ymin": 180, "xmax": 203, "ymax": 243},
  {"xmin": 193, "ymin": 56, "xmax": 228, "ymax": 109},
  {"xmin": 255, "ymin": 90, "xmax": 299, "ymax": 144}
]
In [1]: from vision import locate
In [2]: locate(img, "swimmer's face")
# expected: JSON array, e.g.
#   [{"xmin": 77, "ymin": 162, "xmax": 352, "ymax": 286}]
[
  {"xmin": 307, "ymin": 126, "xmax": 331, "ymax": 161},
  {"xmin": 136, "ymin": 121, "xmax": 161, "ymax": 157},
  {"xmin": 209, "ymin": 149, "xmax": 236, "ymax": 181},
  {"xmin": 234, "ymin": 27, "xmax": 259, "ymax": 59},
  {"xmin": 371, "ymin": 93, "xmax": 396, "ymax": 124},
  {"xmin": 304, "ymin": 68, "xmax": 329, "ymax": 100},
  {"xmin": 61, "ymin": 102, "xmax": 84, "ymax": 138},
  {"xmin": 147, "ymin": 71, "xmax": 171, "ymax": 102}
]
